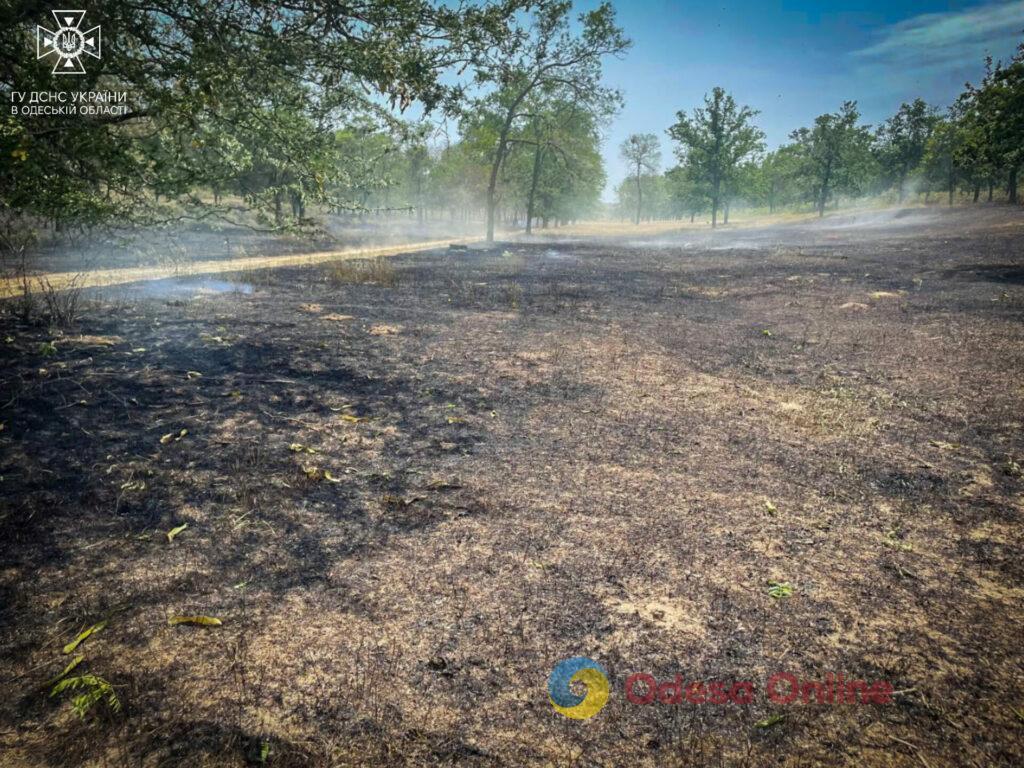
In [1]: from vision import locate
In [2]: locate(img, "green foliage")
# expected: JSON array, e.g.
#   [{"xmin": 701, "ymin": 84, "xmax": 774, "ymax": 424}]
[
  {"xmin": 788, "ymin": 102, "xmax": 875, "ymax": 216},
  {"xmin": 873, "ymin": 98, "xmax": 939, "ymax": 201},
  {"xmin": 1, "ymin": 1, "xmax": 527, "ymax": 230},
  {"xmin": 619, "ymin": 134, "xmax": 661, "ymax": 224},
  {"xmin": 50, "ymin": 673, "xmax": 121, "ymax": 719},
  {"xmin": 467, "ymin": 0, "xmax": 629, "ymax": 240},
  {"xmin": 960, "ymin": 42, "xmax": 1024, "ymax": 203},
  {"xmin": 667, "ymin": 87, "xmax": 765, "ymax": 226},
  {"xmin": 667, "ymin": 37, "xmax": 1024, "ymax": 220},
  {"xmin": 766, "ymin": 581, "xmax": 793, "ymax": 599}
]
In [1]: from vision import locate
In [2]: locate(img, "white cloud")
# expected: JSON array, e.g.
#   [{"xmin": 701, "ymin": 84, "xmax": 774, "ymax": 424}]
[{"xmin": 852, "ymin": 0, "xmax": 1023, "ymax": 72}]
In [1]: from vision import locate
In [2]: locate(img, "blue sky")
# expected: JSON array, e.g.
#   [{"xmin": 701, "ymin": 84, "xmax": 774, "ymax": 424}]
[{"xmin": 589, "ymin": 0, "xmax": 1023, "ymax": 198}]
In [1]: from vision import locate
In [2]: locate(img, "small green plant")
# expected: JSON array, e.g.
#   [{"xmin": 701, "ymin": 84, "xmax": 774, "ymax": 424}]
[
  {"xmin": 51, "ymin": 673, "xmax": 121, "ymax": 719},
  {"xmin": 766, "ymin": 581, "xmax": 793, "ymax": 599},
  {"xmin": 755, "ymin": 713, "xmax": 785, "ymax": 728},
  {"xmin": 39, "ymin": 340, "xmax": 58, "ymax": 356}
]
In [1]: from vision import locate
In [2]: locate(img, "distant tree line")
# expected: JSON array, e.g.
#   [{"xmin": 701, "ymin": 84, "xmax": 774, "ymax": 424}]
[{"xmin": 617, "ymin": 40, "xmax": 1024, "ymax": 225}]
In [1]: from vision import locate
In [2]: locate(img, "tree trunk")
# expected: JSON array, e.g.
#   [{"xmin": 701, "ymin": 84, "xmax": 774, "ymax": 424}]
[
  {"xmin": 973, "ymin": 183, "xmax": 980, "ymax": 203},
  {"xmin": 711, "ymin": 178, "xmax": 720, "ymax": 228},
  {"xmin": 723, "ymin": 201, "xmax": 729, "ymax": 224},
  {"xmin": 818, "ymin": 162, "xmax": 832, "ymax": 218},
  {"xmin": 485, "ymin": 124, "xmax": 512, "ymax": 242},
  {"xmin": 988, "ymin": 180, "xmax": 993, "ymax": 202},
  {"xmin": 486, "ymin": 91, "xmax": 532, "ymax": 243},
  {"xmin": 1009, "ymin": 165, "xmax": 1019, "ymax": 204},
  {"xmin": 690, "ymin": 211, "xmax": 695, "ymax": 223},
  {"xmin": 634, "ymin": 161, "xmax": 642, "ymax": 225}
]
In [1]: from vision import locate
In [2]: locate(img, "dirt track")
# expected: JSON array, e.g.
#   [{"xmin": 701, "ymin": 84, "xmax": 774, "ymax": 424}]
[{"xmin": 1, "ymin": 206, "xmax": 1023, "ymax": 766}]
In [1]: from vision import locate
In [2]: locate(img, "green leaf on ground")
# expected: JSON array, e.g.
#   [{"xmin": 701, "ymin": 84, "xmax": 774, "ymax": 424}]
[
  {"xmin": 168, "ymin": 615, "xmax": 222, "ymax": 627},
  {"xmin": 755, "ymin": 714, "xmax": 785, "ymax": 728},
  {"xmin": 63, "ymin": 621, "xmax": 107, "ymax": 654},
  {"xmin": 766, "ymin": 581, "xmax": 793, "ymax": 599}
]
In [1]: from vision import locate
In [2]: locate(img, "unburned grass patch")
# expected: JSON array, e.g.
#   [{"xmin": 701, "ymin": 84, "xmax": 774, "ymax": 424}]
[{"xmin": 327, "ymin": 256, "xmax": 399, "ymax": 287}]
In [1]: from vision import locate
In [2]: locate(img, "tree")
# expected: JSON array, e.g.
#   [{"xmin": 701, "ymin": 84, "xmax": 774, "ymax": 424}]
[
  {"xmin": 789, "ymin": 102, "xmax": 874, "ymax": 217},
  {"xmin": 922, "ymin": 116, "xmax": 960, "ymax": 206},
  {"xmin": 874, "ymin": 98, "xmax": 938, "ymax": 202},
  {"xmin": 469, "ymin": 0, "xmax": 629, "ymax": 242},
  {"xmin": 619, "ymin": 134, "xmax": 661, "ymax": 224},
  {"xmin": 665, "ymin": 165, "xmax": 706, "ymax": 222},
  {"xmin": 667, "ymin": 87, "xmax": 765, "ymax": 227},
  {"xmin": 960, "ymin": 42, "xmax": 1024, "ymax": 203},
  {"xmin": 759, "ymin": 146, "xmax": 802, "ymax": 214},
  {"xmin": 519, "ymin": 98, "xmax": 610, "ymax": 233}
]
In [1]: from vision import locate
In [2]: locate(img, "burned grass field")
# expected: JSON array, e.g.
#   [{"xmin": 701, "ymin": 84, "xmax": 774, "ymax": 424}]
[{"xmin": 1, "ymin": 208, "xmax": 1023, "ymax": 766}]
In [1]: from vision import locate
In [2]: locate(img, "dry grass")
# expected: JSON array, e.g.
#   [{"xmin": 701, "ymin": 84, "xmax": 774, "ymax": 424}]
[{"xmin": 327, "ymin": 256, "xmax": 400, "ymax": 287}]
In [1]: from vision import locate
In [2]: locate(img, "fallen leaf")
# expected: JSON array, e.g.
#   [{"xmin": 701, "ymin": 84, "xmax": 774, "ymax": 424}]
[
  {"xmin": 160, "ymin": 428, "xmax": 188, "ymax": 445},
  {"xmin": 168, "ymin": 615, "xmax": 222, "ymax": 627},
  {"xmin": 63, "ymin": 621, "xmax": 107, "ymax": 654},
  {"xmin": 755, "ymin": 714, "xmax": 785, "ymax": 728},
  {"xmin": 766, "ymin": 581, "xmax": 793, "ymax": 599},
  {"xmin": 49, "ymin": 655, "xmax": 84, "ymax": 684},
  {"xmin": 166, "ymin": 523, "xmax": 188, "ymax": 543}
]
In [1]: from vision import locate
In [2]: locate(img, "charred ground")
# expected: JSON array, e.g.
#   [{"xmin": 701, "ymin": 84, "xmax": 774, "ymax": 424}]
[{"xmin": 1, "ymin": 207, "xmax": 1022, "ymax": 766}]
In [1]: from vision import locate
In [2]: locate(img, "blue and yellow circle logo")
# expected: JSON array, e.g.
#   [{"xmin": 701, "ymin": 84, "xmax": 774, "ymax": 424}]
[{"xmin": 548, "ymin": 657, "xmax": 609, "ymax": 719}]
